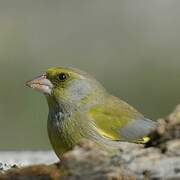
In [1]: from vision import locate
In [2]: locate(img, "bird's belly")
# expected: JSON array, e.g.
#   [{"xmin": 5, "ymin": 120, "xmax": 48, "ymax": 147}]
[{"xmin": 47, "ymin": 118, "xmax": 74, "ymax": 158}]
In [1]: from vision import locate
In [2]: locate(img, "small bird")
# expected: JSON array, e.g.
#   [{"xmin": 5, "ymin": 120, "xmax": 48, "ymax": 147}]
[{"xmin": 26, "ymin": 67, "xmax": 157, "ymax": 158}]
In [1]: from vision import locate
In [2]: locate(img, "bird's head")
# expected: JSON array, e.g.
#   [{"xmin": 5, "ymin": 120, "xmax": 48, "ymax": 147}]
[{"xmin": 26, "ymin": 67, "xmax": 105, "ymax": 105}]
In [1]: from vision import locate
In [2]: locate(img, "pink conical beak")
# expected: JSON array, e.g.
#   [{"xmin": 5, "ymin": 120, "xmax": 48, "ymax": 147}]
[{"xmin": 25, "ymin": 74, "xmax": 53, "ymax": 95}]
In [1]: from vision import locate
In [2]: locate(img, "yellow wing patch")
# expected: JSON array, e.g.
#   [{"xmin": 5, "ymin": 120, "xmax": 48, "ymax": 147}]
[
  {"xmin": 131, "ymin": 136, "xmax": 150, "ymax": 144},
  {"xmin": 94, "ymin": 126, "xmax": 119, "ymax": 141}
]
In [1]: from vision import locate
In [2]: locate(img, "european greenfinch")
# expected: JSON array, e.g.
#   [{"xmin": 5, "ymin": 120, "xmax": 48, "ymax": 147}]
[{"xmin": 26, "ymin": 67, "xmax": 157, "ymax": 158}]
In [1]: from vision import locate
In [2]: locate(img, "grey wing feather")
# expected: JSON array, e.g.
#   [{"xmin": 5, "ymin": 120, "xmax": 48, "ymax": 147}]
[{"xmin": 119, "ymin": 118, "xmax": 157, "ymax": 141}]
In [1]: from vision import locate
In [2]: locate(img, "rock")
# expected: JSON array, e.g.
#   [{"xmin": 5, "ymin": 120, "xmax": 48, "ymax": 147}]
[
  {"xmin": 0, "ymin": 164, "xmax": 61, "ymax": 180},
  {"xmin": 166, "ymin": 140, "xmax": 180, "ymax": 156}
]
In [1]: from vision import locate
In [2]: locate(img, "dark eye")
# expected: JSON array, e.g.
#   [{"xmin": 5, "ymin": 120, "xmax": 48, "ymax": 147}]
[{"xmin": 58, "ymin": 73, "xmax": 68, "ymax": 81}]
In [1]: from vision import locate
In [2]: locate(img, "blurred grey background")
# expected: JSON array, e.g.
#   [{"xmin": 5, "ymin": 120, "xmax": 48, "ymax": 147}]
[{"xmin": 1, "ymin": 0, "xmax": 180, "ymax": 150}]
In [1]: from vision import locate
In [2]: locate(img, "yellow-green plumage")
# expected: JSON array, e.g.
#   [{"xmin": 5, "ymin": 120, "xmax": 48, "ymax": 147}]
[
  {"xmin": 26, "ymin": 67, "xmax": 157, "ymax": 159},
  {"xmin": 89, "ymin": 96, "xmax": 153, "ymax": 143}
]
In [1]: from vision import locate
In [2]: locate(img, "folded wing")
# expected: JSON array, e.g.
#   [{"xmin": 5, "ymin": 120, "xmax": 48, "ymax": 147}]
[{"xmin": 89, "ymin": 95, "xmax": 157, "ymax": 143}]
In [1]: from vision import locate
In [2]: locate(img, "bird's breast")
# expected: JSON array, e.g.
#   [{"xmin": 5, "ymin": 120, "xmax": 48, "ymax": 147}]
[
  {"xmin": 47, "ymin": 109, "xmax": 73, "ymax": 156},
  {"xmin": 47, "ymin": 107, "xmax": 86, "ymax": 157}
]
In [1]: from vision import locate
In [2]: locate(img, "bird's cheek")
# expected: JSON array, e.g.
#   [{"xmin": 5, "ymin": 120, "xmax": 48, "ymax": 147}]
[{"xmin": 52, "ymin": 88, "xmax": 70, "ymax": 102}]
